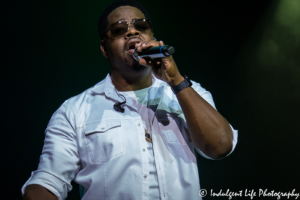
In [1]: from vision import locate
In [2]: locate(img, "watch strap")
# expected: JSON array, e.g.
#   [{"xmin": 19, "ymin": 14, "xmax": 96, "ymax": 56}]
[{"xmin": 171, "ymin": 75, "xmax": 193, "ymax": 94}]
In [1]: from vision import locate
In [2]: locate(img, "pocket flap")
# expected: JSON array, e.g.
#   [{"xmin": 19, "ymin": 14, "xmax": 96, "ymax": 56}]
[{"xmin": 84, "ymin": 120, "xmax": 121, "ymax": 135}]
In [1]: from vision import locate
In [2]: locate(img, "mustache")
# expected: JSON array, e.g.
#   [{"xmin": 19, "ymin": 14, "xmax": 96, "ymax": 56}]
[{"xmin": 124, "ymin": 37, "xmax": 142, "ymax": 50}]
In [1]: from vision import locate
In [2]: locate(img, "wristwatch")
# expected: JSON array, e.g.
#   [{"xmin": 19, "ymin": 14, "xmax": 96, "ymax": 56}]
[{"xmin": 171, "ymin": 75, "xmax": 193, "ymax": 94}]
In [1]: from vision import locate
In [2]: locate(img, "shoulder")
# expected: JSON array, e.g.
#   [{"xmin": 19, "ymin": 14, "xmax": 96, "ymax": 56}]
[
  {"xmin": 64, "ymin": 78, "xmax": 107, "ymax": 109},
  {"xmin": 53, "ymin": 78, "xmax": 107, "ymax": 120}
]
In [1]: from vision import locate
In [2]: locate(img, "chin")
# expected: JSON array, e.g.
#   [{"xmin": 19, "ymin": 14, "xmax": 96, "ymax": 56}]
[
  {"xmin": 124, "ymin": 56, "xmax": 147, "ymax": 73},
  {"xmin": 131, "ymin": 61, "xmax": 148, "ymax": 72}
]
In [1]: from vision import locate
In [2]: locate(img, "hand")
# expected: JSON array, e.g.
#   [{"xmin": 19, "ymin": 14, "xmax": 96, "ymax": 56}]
[{"xmin": 135, "ymin": 40, "xmax": 184, "ymax": 86}]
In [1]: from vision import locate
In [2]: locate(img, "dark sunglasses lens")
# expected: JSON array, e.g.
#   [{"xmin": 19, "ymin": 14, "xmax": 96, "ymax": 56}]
[
  {"xmin": 110, "ymin": 22, "xmax": 128, "ymax": 37},
  {"xmin": 134, "ymin": 20, "xmax": 151, "ymax": 31}
]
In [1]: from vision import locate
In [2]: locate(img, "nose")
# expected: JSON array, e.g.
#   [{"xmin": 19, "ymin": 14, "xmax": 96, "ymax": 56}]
[{"xmin": 125, "ymin": 25, "xmax": 140, "ymax": 38}]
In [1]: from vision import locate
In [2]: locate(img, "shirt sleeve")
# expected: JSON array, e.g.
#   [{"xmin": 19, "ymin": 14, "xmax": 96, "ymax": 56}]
[
  {"xmin": 190, "ymin": 80, "xmax": 238, "ymax": 160},
  {"xmin": 21, "ymin": 100, "xmax": 80, "ymax": 200}
]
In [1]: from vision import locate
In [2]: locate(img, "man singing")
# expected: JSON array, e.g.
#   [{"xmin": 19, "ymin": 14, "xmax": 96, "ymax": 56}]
[{"xmin": 22, "ymin": 0, "xmax": 238, "ymax": 199}]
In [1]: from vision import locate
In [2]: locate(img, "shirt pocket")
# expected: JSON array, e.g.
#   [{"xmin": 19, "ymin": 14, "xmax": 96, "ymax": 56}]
[
  {"xmin": 161, "ymin": 113, "xmax": 190, "ymax": 145},
  {"xmin": 84, "ymin": 120, "xmax": 125, "ymax": 163}
]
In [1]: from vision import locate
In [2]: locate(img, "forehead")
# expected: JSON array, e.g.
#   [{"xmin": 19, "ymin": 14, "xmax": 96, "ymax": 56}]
[{"xmin": 107, "ymin": 6, "xmax": 145, "ymax": 24}]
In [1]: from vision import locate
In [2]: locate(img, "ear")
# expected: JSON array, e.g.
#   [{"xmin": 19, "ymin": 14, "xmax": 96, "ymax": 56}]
[{"xmin": 100, "ymin": 39, "xmax": 108, "ymax": 59}]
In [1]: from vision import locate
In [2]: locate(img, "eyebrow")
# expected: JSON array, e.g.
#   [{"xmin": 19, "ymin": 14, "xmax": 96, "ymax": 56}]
[{"xmin": 116, "ymin": 18, "xmax": 125, "ymax": 22}]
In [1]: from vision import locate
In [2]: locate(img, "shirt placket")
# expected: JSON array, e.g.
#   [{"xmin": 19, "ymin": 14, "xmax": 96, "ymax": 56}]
[
  {"xmin": 149, "ymin": 84, "xmax": 168, "ymax": 200},
  {"xmin": 104, "ymin": 77, "xmax": 168, "ymax": 200},
  {"xmin": 136, "ymin": 118, "xmax": 150, "ymax": 200}
]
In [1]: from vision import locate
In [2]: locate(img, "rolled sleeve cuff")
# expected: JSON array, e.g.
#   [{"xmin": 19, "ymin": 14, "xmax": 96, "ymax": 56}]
[
  {"xmin": 21, "ymin": 171, "xmax": 69, "ymax": 200},
  {"xmin": 195, "ymin": 125, "xmax": 238, "ymax": 160}
]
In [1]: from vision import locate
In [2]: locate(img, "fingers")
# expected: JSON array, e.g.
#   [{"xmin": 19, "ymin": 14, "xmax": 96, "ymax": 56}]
[
  {"xmin": 151, "ymin": 58, "xmax": 164, "ymax": 81},
  {"xmin": 138, "ymin": 57, "xmax": 161, "ymax": 68},
  {"xmin": 159, "ymin": 40, "xmax": 164, "ymax": 46},
  {"xmin": 134, "ymin": 39, "xmax": 167, "ymax": 72},
  {"xmin": 135, "ymin": 40, "xmax": 164, "ymax": 52},
  {"xmin": 138, "ymin": 57, "xmax": 151, "ymax": 66}
]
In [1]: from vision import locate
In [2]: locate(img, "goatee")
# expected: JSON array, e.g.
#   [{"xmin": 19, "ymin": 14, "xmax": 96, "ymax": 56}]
[{"xmin": 131, "ymin": 59, "xmax": 148, "ymax": 72}]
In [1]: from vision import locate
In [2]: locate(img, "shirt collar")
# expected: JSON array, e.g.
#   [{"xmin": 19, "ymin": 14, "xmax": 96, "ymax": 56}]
[
  {"xmin": 91, "ymin": 73, "xmax": 167, "ymax": 121},
  {"xmin": 91, "ymin": 73, "xmax": 165, "ymax": 100}
]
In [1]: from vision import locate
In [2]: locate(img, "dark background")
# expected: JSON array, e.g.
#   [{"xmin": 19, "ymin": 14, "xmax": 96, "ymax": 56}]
[{"xmin": 3, "ymin": 0, "xmax": 300, "ymax": 199}]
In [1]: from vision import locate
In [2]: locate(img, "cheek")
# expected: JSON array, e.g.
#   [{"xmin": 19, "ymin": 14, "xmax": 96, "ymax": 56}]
[
  {"xmin": 107, "ymin": 41, "xmax": 125, "ymax": 58},
  {"xmin": 144, "ymin": 31, "xmax": 154, "ymax": 40}
]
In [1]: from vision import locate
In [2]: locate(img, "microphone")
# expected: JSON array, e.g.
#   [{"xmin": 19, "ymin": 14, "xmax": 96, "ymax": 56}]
[
  {"xmin": 133, "ymin": 45, "xmax": 175, "ymax": 61},
  {"xmin": 112, "ymin": 84, "xmax": 126, "ymax": 113},
  {"xmin": 114, "ymin": 101, "xmax": 125, "ymax": 113}
]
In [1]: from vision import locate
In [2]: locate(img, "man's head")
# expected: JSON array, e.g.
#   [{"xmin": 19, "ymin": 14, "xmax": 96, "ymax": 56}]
[
  {"xmin": 98, "ymin": 0, "xmax": 152, "ymax": 40},
  {"xmin": 98, "ymin": 0, "xmax": 154, "ymax": 75}
]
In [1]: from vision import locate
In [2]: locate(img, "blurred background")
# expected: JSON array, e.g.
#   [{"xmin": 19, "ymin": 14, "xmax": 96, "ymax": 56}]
[{"xmin": 3, "ymin": 0, "xmax": 300, "ymax": 199}]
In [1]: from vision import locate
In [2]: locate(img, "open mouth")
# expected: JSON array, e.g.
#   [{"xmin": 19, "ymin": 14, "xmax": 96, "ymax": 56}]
[
  {"xmin": 125, "ymin": 38, "xmax": 142, "ymax": 55},
  {"xmin": 128, "ymin": 44, "xmax": 136, "ymax": 53}
]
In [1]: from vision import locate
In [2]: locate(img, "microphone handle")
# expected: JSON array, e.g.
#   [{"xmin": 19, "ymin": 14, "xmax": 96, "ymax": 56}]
[{"xmin": 133, "ymin": 45, "xmax": 175, "ymax": 61}]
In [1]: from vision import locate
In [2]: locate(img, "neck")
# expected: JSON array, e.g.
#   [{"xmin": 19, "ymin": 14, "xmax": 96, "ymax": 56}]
[{"xmin": 111, "ymin": 69, "xmax": 153, "ymax": 91}]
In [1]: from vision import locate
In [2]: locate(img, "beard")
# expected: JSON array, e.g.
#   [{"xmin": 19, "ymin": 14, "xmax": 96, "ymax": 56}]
[
  {"xmin": 109, "ymin": 49, "xmax": 149, "ymax": 74},
  {"xmin": 121, "ymin": 51, "xmax": 148, "ymax": 73},
  {"xmin": 130, "ymin": 58, "xmax": 148, "ymax": 72}
]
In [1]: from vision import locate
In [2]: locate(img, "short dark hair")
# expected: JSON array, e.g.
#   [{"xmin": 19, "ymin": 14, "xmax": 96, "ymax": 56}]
[{"xmin": 98, "ymin": 0, "xmax": 152, "ymax": 39}]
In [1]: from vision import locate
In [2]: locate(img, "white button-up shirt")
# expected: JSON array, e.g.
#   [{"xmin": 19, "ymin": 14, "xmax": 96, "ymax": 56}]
[{"xmin": 22, "ymin": 74, "xmax": 238, "ymax": 200}]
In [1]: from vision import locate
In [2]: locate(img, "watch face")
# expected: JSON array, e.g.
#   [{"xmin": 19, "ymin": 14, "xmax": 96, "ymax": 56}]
[{"xmin": 184, "ymin": 75, "xmax": 192, "ymax": 86}]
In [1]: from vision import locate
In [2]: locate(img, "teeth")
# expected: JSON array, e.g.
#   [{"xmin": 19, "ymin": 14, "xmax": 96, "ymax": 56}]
[{"xmin": 127, "ymin": 40, "xmax": 140, "ymax": 50}]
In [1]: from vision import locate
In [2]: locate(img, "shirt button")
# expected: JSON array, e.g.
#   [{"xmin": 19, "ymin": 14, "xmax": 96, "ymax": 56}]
[
  {"xmin": 144, "ymin": 175, "xmax": 147, "ymax": 179},
  {"xmin": 137, "ymin": 123, "xmax": 141, "ymax": 127},
  {"xmin": 142, "ymin": 148, "xmax": 145, "ymax": 152}
]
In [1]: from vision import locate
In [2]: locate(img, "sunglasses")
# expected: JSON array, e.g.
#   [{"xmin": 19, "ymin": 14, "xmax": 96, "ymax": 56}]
[{"xmin": 105, "ymin": 18, "xmax": 152, "ymax": 38}]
